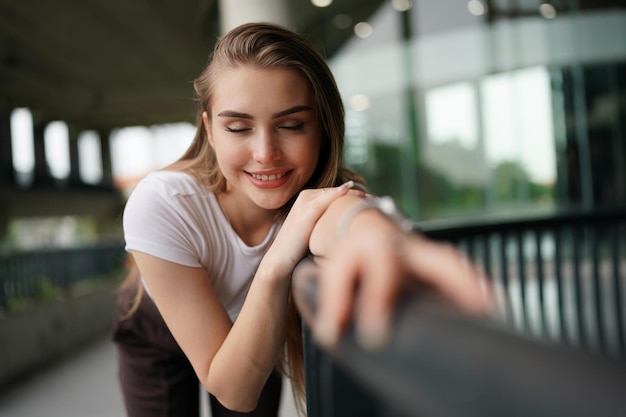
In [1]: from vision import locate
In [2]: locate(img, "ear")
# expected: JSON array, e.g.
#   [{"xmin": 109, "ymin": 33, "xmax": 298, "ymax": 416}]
[{"xmin": 202, "ymin": 111, "xmax": 214, "ymax": 148}]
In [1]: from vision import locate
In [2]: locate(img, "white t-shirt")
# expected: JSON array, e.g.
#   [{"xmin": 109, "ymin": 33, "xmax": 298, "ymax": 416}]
[{"xmin": 123, "ymin": 170, "xmax": 280, "ymax": 321}]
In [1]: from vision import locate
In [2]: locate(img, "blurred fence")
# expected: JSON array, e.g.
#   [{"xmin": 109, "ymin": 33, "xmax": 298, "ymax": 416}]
[
  {"xmin": 422, "ymin": 205, "xmax": 626, "ymax": 358},
  {"xmin": 293, "ymin": 206, "xmax": 626, "ymax": 417},
  {"xmin": 0, "ymin": 241, "xmax": 126, "ymax": 311}
]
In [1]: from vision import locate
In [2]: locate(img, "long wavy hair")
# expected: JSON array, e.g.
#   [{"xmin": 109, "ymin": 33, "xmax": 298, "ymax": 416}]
[
  {"xmin": 170, "ymin": 22, "xmax": 358, "ymax": 209},
  {"xmin": 121, "ymin": 22, "xmax": 363, "ymax": 415}
]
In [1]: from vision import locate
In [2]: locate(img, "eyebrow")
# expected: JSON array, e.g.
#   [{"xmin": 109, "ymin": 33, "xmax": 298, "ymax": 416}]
[
  {"xmin": 216, "ymin": 110, "xmax": 252, "ymax": 119},
  {"xmin": 272, "ymin": 105, "xmax": 313, "ymax": 118},
  {"xmin": 217, "ymin": 105, "xmax": 313, "ymax": 119}
]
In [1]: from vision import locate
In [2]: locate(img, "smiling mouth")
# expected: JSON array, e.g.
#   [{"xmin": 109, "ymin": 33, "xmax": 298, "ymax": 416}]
[{"xmin": 250, "ymin": 171, "xmax": 290, "ymax": 181}]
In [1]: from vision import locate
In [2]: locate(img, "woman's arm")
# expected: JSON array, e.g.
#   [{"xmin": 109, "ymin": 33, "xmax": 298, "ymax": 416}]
[
  {"xmin": 132, "ymin": 248, "xmax": 292, "ymax": 412},
  {"xmin": 131, "ymin": 182, "xmax": 357, "ymax": 412},
  {"xmin": 308, "ymin": 194, "xmax": 493, "ymax": 350}
]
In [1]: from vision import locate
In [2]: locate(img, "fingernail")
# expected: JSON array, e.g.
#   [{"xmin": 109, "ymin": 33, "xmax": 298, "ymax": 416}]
[
  {"xmin": 338, "ymin": 180, "xmax": 354, "ymax": 191},
  {"xmin": 356, "ymin": 314, "xmax": 391, "ymax": 351},
  {"xmin": 313, "ymin": 318, "xmax": 339, "ymax": 349}
]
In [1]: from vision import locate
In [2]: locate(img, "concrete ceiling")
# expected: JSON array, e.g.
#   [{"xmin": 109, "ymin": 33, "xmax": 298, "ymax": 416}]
[{"xmin": 0, "ymin": 0, "xmax": 385, "ymax": 132}]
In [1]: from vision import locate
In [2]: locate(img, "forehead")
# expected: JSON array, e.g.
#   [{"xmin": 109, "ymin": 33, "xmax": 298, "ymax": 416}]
[{"xmin": 210, "ymin": 65, "xmax": 315, "ymax": 114}]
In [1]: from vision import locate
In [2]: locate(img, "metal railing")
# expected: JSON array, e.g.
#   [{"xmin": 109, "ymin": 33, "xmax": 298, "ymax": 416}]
[
  {"xmin": 293, "ymin": 258, "xmax": 626, "ymax": 417},
  {"xmin": 421, "ymin": 206, "xmax": 626, "ymax": 358},
  {"xmin": 0, "ymin": 241, "xmax": 126, "ymax": 311},
  {"xmin": 293, "ymin": 206, "xmax": 626, "ymax": 417}
]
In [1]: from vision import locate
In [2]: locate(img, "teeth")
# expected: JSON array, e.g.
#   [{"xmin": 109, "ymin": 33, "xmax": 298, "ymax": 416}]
[{"xmin": 252, "ymin": 172, "xmax": 287, "ymax": 181}]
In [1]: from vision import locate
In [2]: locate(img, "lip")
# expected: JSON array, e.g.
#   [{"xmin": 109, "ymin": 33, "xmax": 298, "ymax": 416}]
[{"xmin": 246, "ymin": 169, "xmax": 293, "ymax": 189}]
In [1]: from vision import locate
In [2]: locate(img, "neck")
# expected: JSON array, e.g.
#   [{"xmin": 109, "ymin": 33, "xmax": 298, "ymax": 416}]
[{"xmin": 217, "ymin": 192, "xmax": 277, "ymax": 246}]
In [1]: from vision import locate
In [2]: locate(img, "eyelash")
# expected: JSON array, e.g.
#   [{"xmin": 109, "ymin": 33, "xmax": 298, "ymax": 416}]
[
  {"xmin": 225, "ymin": 126, "xmax": 250, "ymax": 133},
  {"xmin": 225, "ymin": 123, "xmax": 304, "ymax": 133},
  {"xmin": 282, "ymin": 123, "xmax": 304, "ymax": 131}
]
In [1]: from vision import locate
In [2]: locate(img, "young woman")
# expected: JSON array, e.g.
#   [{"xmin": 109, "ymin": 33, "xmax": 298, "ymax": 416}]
[{"xmin": 113, "ymin": 22, "xmax": 490, "ymax": 417}]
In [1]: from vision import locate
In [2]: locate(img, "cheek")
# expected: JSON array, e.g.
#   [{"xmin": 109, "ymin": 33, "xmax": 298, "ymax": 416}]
[
  {"xmin": 295, "ymin": 140, "xmax": 321, "ymax": 173},
  {"xmin": 307, "ymin": 132, "xmax": 323, "ymax": 160},
  {"xmin": 213, "ymin": 141, "xmax": 246, "ymax": 170}
]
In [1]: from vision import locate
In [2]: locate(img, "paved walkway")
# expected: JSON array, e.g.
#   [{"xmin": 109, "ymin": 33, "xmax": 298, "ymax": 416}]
[
  {"xmin": 0, "ymin": 335, "xmax": 297, "ymax": 417},
  {"xmin": 0, "ymin": 335, "xmax": 125, "ymax": 417}
]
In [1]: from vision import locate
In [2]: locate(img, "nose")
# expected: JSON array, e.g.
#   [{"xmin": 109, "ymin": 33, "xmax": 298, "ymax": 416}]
[{"xmin": 253, "ymin": 129, "xmax": 281, "ymax": 163}]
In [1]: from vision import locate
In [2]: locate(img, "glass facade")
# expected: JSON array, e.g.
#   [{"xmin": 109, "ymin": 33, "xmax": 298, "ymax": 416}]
[{"xmin": 329, "ymin": 0, "xmax": 626, "ymax": 221}]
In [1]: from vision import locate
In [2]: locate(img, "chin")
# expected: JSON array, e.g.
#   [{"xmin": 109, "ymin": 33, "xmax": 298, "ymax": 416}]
[{"xmin": 253, "ymin": 194, "xmax": 292, "ymax": 211}]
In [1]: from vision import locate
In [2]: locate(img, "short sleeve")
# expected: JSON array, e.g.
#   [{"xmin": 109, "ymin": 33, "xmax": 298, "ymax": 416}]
[{"xmin": 123, "ymin": 176, "xmax": 203, "ymax": 268}]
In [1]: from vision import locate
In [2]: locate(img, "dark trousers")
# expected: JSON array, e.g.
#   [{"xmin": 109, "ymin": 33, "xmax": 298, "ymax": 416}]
[{"xmin": 112, "ymin": 285, "xmax": 282, "ymax": 417}]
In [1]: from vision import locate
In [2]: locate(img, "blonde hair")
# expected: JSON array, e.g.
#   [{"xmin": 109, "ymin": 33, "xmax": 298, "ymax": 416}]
[
  {"xmin": 169, "ymin": 23, "xmax": 355, "ymax": 198},
  {"xmin": 122, "ymin": 22, "xmax": 363, "ymax": 415}
]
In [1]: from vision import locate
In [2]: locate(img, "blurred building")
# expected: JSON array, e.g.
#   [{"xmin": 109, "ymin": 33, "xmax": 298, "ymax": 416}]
[
  {"xmin": 0, "ymin": 0, "xmax": 624, "ymax": 245},
  {"xmin": 330, "ymin": 0, "xmax": 626, "ymax": 220}
]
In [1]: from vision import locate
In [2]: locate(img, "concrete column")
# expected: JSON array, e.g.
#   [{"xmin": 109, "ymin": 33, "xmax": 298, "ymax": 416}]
[
  {"xmin": 0, "ymin": 105, "xmax": 15, "ymax": 187},
  {"xmin": 98, "ymin": 129, "xmax": 113, "ymax": 188},
  {"xmin": 398, "ymin": 9, "xmax": 419, "ymax": 218},
  {"xmin": 67, "ymin": 126, "xmax": 81, "ymax": 185},
  {"xmin": 32, "ymin": 119, "xmax": 53, "ymax": 186},
  {"xmin": 218, "ymin": 0, "xmax": 291, "ymax": 34},
  {"xmin": 0, "ymin": 104, "xmax": 12, "ymax": 240},
  {"xmin": 0, "ymin": 202, "xmax": 7, "ymax": 240}
]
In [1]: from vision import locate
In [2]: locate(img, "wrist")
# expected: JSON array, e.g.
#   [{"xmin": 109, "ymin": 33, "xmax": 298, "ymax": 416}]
[
  {"xmin": 337, "ymin": 196, "xmax": 414, "ymax": 238},
  {"xmin": 257, "ymin": 251, "xmax": 299, "ymax": 287}
]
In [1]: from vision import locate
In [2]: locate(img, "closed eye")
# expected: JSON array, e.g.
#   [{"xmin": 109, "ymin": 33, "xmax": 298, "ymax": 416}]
[
  {"xmin": 280, "ymin": 123, "xmax": 304, "ymax": 131},
  {"xmin": 226, "ymin": 126, "xmax": 251, "ymax": 133}
]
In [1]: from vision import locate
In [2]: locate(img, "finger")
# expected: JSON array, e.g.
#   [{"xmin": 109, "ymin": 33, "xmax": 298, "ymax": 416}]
[
  {"xmin": 303, "ymin": 181, "xmax": 356, "ymax": 221},
  {"xmin": 322, "ymin": 180, "xmax": 354, "ymax": 196},
  {"xmin": 314, "ymin": 180, "xmax": 354, "ymax": 194},
  {"xmin": 291, "ymin": 182, "xmax": 354, "ymax": 227},
  {"xmin": 314, "ymin": 244, "xmax": 359, "ymax": 349},
  {"xmin": 402, "ymin": 236, "xmax": 493, "ymax": 314},
  {"xmin": 303, "ymin": 180, "xmax": 355, "ymax": 211},
  {"xmin": 354, "ymin": 253, "xmax": 402, "ymax": 351},
  {"xmin": 337, "ymin": 180, "xmax": 355, "ymax": 191}
]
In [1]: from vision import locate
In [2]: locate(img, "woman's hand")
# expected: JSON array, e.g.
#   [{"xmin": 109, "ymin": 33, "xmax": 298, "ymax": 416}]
[
  {"xmin": 259, "ymin": 181, "xmax": 364, "ymax": 280},
  {"xmin": 312, "ymin": 207, "xmax": 493, "ymax": 351}
]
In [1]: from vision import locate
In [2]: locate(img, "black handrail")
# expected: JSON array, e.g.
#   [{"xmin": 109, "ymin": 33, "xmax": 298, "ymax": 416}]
[
  {"xmin": 292, "ymin": 257, "xmax": 626, "ymax": 417},
  {"xmin": 417, "ymin": 205, "xmax": 626, "ymax": 238}
]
